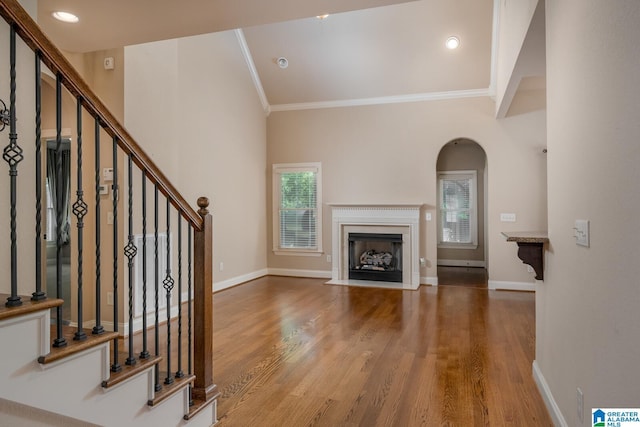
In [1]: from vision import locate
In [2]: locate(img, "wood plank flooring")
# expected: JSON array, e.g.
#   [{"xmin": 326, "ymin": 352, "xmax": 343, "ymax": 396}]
[{"xmin": 212, "ymin": 276, "xmax": 551, "ymax": 426}]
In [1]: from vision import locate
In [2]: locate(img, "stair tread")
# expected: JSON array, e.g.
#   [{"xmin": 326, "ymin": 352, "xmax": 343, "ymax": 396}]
[
  {"xmin": 184, "ymin": 388, "xmax": 220, "ymax": 421},
  {"xmin": 38, "ymin": 326, "xmax": 119, "ymax": 364},
  {"xmin": 0, "ymin": 294, "xmax": 63, "ymax": 321},
  {"xmin": 102, "ymin": 352, "xmax": 162, "ymax": 388},
  {"xmin": 148, "ymin": 372, "xmax": 195, "ymax": 407}
]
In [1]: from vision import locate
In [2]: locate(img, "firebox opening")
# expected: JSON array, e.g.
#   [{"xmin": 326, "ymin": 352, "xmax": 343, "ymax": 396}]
[{"xmin": 348, "ymin": 233, "xmax": 402, "ymax": 282}]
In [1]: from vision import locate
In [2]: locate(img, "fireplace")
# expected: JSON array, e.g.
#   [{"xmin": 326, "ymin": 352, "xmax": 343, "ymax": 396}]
[
  {"xmin": 328, "ymin": 204, "xmax": 422, "ymax": 290},
  {"xmin": 349, "ymin": 233, "xmax": 402, "ymax": 282}
]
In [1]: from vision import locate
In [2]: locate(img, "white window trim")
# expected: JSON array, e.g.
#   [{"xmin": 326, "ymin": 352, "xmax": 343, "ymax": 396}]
[
  {"xmin": 272, "ymin": 162, "xmax": 323, "ymax": 256},
  {"xmin": 437, "ymin": 170, "xmax": 478, "ymax": 250}
]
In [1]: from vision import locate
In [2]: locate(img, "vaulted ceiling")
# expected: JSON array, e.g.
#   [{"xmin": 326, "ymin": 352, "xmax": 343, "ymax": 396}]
[{"xmin": 37, "ymin": 0, "xmax": 497, "ymax": 109}]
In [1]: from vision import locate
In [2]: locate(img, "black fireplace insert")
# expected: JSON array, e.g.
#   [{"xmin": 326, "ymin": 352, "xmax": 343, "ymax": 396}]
[{"xmin": 348, "ymin": 233, "xmax": 402, "ymax": 282}]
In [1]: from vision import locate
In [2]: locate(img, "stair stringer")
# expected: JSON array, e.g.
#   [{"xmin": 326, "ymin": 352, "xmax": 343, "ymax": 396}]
[{"xmin": 0, "ymin": 308, "xmax": 216, "ymax": 426}]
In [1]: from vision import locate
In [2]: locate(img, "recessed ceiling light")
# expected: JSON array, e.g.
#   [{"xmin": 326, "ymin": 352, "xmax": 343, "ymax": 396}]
[
  {"xmin": 52, "ymin": 11, "xmax": 79, "ymax": 23},
  {"xmin": 277, "ymin": 57, "xmax": 289, "ymax": 69},
  {"xmin": 316, "ymin": 14, "xmax": 330, "ymax": 20},
  {"xmin": 445, "ymin": 36, "xmax": 460, "ymax": 50}
]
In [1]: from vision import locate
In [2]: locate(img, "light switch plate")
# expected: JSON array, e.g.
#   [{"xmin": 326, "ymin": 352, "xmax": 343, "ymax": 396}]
[
  {"xmin": 103, "ymin": 167, "xmax": 113, "ymax": 182},
  {"xmin": 575, "ymin": 219, "xmax": 590, "ymax": 247},
  {"xmin": 500, "ymin": 213, "xmax": 516, "ymax": 222}
]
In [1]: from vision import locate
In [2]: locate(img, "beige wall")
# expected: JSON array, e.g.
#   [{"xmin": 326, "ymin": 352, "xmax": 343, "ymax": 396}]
[
  {"xmin": 124, "ymin": 31, "xmax": 268, "ymax": 288},
  {"xmin": 267, "ymin": 96, "xmax": 547, "ymax": 284},
  {"xmin": 495, "ymin": 0, "xmax": 539, "ymax": 110},
  {"xmin": 539, "ymin": 0, "xmax": 640, "ymax": 424},
  {"xmin": 436, "ymin": 140, "xmax": 486, "ymax": 263}
]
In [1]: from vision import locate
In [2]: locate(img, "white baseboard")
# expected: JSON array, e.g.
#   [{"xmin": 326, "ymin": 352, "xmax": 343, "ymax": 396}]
[
  {"xmin": 488, "ymin": 280, "xmax": 535, "ymax": 292},
  {"xmin": 214, "ymin": 268, "xmax": 268, "ymax": 292},
  {"xmin": 437, "ymin": 259, "xmax": 486, "ymax": 267},
  {"xmin": 267, "ymin": 268, "xmax": 332, "ymax": 279},
  {"xmin": 421, "ymin": 276, "xmax": 438, "ymax": 286},
  {"xmin": 532, "ymin": 360, "xmax": 567, "ymax": 427}
]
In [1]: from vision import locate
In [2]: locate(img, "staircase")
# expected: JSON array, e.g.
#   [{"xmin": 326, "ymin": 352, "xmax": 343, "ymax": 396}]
[{"xmin": 0, "ymin": 0, "xmax": 218, "ymax": 425}]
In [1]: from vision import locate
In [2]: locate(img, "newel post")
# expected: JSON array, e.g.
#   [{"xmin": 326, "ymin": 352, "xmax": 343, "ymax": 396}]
[{"xmin": 192, "ymin": 197, "xmax": 218, "ymax": 402}]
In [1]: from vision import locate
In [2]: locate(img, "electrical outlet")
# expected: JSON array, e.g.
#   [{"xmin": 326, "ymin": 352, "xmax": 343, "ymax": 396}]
[
  {"xmin": 107, "ymin": 292, "xmax": 113, "ymax": 306},
  {"xmin": 425, "ymin": 212, "xmax": 432, "ymax": 221},
  {"xmin": 219, "ymin": 262, "xmax": 224, "ymax": 271},
  {"xmin": 574, "ymin": 219, "xmax": 590, "ymax": 247},
  {"xmin": 577, "ymin": 388, "xmax": 584, "ymax": 423},
  {"xmin": 107, "ymin": 211, "xmax": 114, "ymax": 225},
  {"xmin": 326, "ymin": 254, "xmax": 332, "ymax": 263}
]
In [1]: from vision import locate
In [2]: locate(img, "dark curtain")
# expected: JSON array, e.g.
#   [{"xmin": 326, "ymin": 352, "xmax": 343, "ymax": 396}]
[{"xmin": 47, "ymin": 147, "xmax": 71, "ymax": 244}]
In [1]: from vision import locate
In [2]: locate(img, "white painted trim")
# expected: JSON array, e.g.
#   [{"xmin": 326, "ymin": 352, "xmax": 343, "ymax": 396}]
[
  {"xmin": 270, "ymin": 88, "xmax": 490, "ymax": 112},
  {"xmin": 273, "ymin": 250, "xmax": 322, "ymax": 257},
  {"xmin": 272, "ymin": 162, "xmax": 323, "ymax": 255},
  {"xmin": 489, "ymin": 0, "xmax": 500, "ymax": 98},
  {"xmin": 437, "ymin": 259, "xmax": 486, "ymax": 268},
  {"xmin": 422, "ymin": 276, "xmax": 439, "ymax": 286},
  {"xmin": 267, "ymin": 268, "xmax": 332, "ymax": 279},
  {"xmin": 533, "ymin": 360, "xmax": 568, "ymax": 427},
  {"xmin": 325, "ymin": 279, "xmax": 417, "ymax": 291},
  {"xmin": 235, "ymin": 29, "xmax": 271, "ymax": 116},
  {"xmin": 214, "ymin": 268, "xmax": 269, "ymax": 292},
  {"xmin": 488, "ymin": 280, "xmax": 535, "ymax": 292},
  {"xmin": 330, "ymin": 204, "xmax": 422, "ymax": 288},
  {"xmin": 0, "ymin": 310, "xmax": 50, "ymax": 357}
]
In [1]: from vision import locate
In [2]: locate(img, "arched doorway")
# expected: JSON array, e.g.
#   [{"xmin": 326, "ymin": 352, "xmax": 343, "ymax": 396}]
[{"xmin": 436, "ymin": 138, "xmax": 488, "ymax": 287}]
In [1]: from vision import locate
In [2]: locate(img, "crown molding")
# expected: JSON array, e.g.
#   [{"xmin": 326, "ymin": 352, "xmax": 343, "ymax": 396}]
[
  {"xmin": 269, "ymin": 88, "xmax": 491, "ymax": 112},
  {"xmin": 235, "ymin": 29, "xmax": 271, "ymax": 116}
]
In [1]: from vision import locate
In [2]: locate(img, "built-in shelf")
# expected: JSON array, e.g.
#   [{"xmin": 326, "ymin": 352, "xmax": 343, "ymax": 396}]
[{"xmin": 502, "ymin": 231, "xmax": 549, "ymax": 281}]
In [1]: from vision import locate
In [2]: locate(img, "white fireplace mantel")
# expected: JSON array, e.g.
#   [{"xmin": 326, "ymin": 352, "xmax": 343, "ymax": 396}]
[{"xmin": 327, "ymin": 204, "xmax": 423, "ymax": 290}]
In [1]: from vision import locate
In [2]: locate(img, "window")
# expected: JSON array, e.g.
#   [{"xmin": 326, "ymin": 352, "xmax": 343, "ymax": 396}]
[
  {"xmin": 272, "ymin": 163, "xmax": 322, "ymax": 255},
  {"xmin": 438, "ymin": 170, "xmax": 477, "ymax": 248}
]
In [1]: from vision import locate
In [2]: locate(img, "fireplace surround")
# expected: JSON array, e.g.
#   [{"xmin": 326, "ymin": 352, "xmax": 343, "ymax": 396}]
[{"xmin": 327, "ymin": 204, "xmax": 422, "ymax": 290}]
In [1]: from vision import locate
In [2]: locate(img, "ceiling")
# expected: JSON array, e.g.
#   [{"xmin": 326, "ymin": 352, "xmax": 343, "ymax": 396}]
[{"xmin": 36, "ymin": 0, "xmax": 496, "ymax": 109}]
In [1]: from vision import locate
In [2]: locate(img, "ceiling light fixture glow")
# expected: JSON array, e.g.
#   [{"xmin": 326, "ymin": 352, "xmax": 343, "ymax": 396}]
[
  {"xmin": 316, "ymin": 14, "xmax": 330, "ymax": 20},
  {"xmin": 52, "ymin": 11, "xmax": 79, "ymax": 23},
  {"xmin": 445, "ymin": 36, "xmax": 460, "ymax": 50}
]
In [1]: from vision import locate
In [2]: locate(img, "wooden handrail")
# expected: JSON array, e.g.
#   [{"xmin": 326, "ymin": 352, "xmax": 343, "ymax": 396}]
[{"xmin": 0, "ymin": 0, "xmax": 202, "ymax": 230}]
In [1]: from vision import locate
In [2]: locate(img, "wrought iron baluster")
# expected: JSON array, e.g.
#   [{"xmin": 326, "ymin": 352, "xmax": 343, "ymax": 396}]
[
  {"xmin": 124, "ymin": 154, "xmax": 137, "ymax": 365},
  {"xmin": 188, "ymin": 225, "xmax": 193, "ymax": 406},
  {"xmin": 154, "ymin": 184, "xmax": 161, "ymax": 392},
  {"xmin": 111, "ymin": 136, "xmax": 121, "ymax": 372},
  {"xmin": 92, "ymin": 118, "xmax": 104, "ymax": 335},
  {"xmin": 176, "ymin": 214, "xmax": 184, "ymax": 379},
  {"xmin": 4, "ymin": 25, "xmax": 24, "ymax": 308},
  {"xmin": 73, "ymin": 97, "xmax": 88, "ymax": 341},
  {"xmin": 52, "ymin": 74, "xmax": 66, "ymax": 347},
  {"xmin": 32, "ymin": 50, "xmax": 45, "ymax": 301},
  {"xmin": 164, "ymin": 199, "xmax": 175, "ymax": 385},
  {"xmin": 140, "ymin": 171, "xmax": 150, "ymax": 359}
]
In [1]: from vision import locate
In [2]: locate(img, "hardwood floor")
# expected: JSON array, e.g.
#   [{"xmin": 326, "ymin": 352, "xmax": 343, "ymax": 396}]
[
  {"xmin": 212, "ymin": 276, "xmax": 551, "ymax": 426},
  {"xmin": 437, "ymin": 266, "xmax": 488, "ymax": 289}
]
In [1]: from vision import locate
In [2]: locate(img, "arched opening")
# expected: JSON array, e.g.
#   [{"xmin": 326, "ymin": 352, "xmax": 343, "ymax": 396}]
[{"xmin": 436, "ymin": 138, "xmax": 488, "ymax": 287}]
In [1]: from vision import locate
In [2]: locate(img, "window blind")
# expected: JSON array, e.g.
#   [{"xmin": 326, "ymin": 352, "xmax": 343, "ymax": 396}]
[
  {"xmin": 439, "ymin": 172, "xmax": 475, "ymax": 245},
  {"xmin": 278, "ymin": 170, "xmax": 318, "ymax": 249}
]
